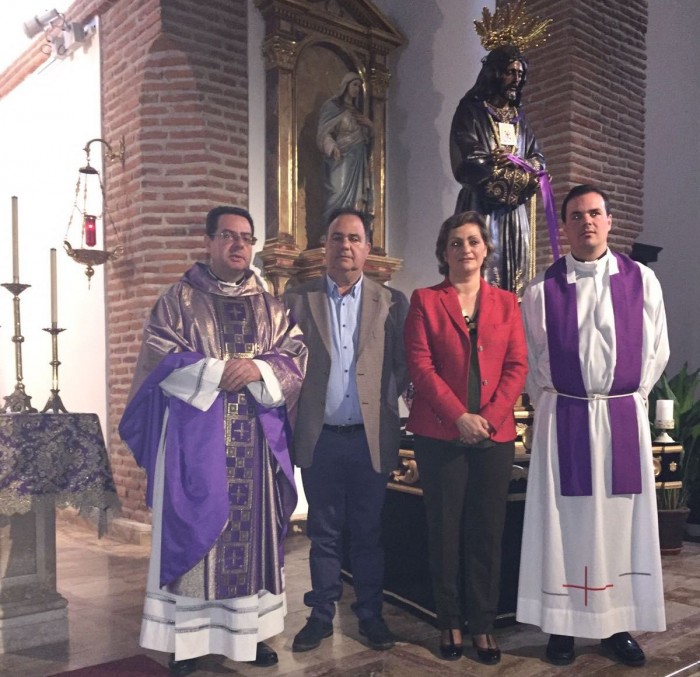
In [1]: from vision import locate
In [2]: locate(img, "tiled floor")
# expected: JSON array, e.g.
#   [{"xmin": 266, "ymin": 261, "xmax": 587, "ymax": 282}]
[{"xmin": 1, "ymin": 522, "xmax": 699, "ymax": 676}]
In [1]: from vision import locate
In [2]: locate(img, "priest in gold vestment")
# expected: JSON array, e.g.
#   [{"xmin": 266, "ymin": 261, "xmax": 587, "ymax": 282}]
[{"xmin": 120, "ymin": 206, "xmax": 307, "ymax": 674}]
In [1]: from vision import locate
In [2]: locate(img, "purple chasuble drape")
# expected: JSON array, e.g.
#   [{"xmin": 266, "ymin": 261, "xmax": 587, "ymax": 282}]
[
  {"xmin": 544, "ymin": 253, "xmax": 643, "ymax": 496},
  {"xmin": 120, "ymin": 352, "xmax": 299, "ymax": 588},
  {"xmin": 119, "ymin": 351, "xmax": 229, "ymax": 585}
]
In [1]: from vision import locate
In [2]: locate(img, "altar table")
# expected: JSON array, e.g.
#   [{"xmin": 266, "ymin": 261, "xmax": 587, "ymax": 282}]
[{"xmin": 0, "ymin": 413, "xmax": 118, "ymax": 652}]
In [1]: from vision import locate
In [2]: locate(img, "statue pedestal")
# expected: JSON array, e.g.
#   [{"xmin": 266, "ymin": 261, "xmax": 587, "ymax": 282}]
[{"xmin": 0, "ymin": 503, "xmax": 68, "ymax": 651}]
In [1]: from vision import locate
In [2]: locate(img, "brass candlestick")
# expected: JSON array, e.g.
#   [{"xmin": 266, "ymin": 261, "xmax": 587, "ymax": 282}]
[
  {"xmin": 1, "ymin": 281, "xmax": 37, "ymax": 413},
  {"xmin": 41, "ymin": 325, "xmax": 68, "ymax": 413}
]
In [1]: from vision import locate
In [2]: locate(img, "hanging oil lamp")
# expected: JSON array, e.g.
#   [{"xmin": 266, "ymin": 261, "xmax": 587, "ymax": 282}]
[{"xmin": 64, "ymin": 137, "xmax": 125, "ymax": 285}]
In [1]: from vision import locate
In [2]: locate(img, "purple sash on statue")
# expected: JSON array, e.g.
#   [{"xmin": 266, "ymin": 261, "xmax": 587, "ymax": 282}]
[
  {"xmin": 544, "ymin": 253, "xmax": 643, "ymax": 496},
  {"xmin": 506, "ymin": 153, "xmax": 560, "ymax": 260}
]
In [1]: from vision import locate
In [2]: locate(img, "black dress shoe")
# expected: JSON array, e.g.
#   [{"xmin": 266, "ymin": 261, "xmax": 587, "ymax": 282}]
[
  {"xmin": 292, "ymin": 616, "xmax": 333, "ymax": 652},
  {"xmin": 168, "ymin": 654, "xmax": 199, "ymax": 676},
  {"xmin": 250, "ymin": 641, "xmax": 278, "ymax": 667},
  {"xmin": 546, "ymin": 634, "xmax": 575, "ymax": 665},
  {"xmin": 438, "ymin": 629, "xmax": 463, "ymax": 661},
  {"xmin": 359, "ymin": 617, "xmax": 395, "ymax": 650},
  {"xmin": 472, "ymin": 635, "xmax": 501, "ymax": 665},
  {"xmin": 601, "ymin": 632, "xmax": 646, "ymax": 667}
]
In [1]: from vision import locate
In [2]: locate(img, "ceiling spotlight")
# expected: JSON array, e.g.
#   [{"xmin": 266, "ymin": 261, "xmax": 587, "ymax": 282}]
[{"xmin": 23, "ymin": 9, "xmax": 63, "ymax": 39}]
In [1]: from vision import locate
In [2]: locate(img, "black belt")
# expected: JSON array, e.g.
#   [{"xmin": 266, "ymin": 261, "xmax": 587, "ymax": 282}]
[{"xmin": 322, "ymin": 423, "xmax": 365, "ymax": 434}]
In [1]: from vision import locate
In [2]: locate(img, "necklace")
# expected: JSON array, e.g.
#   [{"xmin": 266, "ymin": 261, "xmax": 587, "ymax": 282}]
[
  {"xmin": 462, "ymin": 310, "xmax": 478, "ymax": 332},
  {"xmin": 484, "ymin": 100, "xmax": 518, "ymax": 123}
]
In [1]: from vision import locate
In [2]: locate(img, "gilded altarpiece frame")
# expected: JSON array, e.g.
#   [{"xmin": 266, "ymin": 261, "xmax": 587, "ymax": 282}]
[{"xmin": 256, "ymin": 0, "xmax": 404, "ymax": 294}]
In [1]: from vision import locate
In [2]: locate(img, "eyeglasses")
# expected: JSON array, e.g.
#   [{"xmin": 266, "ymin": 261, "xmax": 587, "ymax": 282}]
[{"xmin": 213, "ymin": 230, "xmax": 257, "ymax": 246}]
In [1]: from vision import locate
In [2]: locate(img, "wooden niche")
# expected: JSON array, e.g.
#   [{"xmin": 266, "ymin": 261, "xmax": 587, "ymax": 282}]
[{"xmin": 256, "ymin": 0, "xmax": 404, "ymax": 294}]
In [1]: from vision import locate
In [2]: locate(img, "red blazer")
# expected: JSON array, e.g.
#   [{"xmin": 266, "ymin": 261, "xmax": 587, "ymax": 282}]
[{"xmin": 404, "ymin": 278, "xmax": 527, "ymax": 443}]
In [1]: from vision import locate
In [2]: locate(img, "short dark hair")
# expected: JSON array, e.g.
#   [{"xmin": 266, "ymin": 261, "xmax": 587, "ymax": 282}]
[
  {"xmin": 436, "ymin": 211, "xmax": 494, "ymax": 276},
  {"xmin": 561, "ymin": 184, "xmax": 611, "ymax": 222},
  {"xmin": 324, "ymin": 207, "xmax": 372, "ymax": 243},
  {"xmin": 205, "ymin": 206, "xmax": 255, "ymax": 237}
]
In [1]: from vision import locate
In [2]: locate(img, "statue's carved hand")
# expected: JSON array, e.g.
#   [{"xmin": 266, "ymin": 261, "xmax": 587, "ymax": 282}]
[
  {"xmin": 352, "ymin": 110, "xmax": 373, "ymax": 128},
  {"xmin": 493, "ymin": 147, "xmax": 515, "ymax": 168}
]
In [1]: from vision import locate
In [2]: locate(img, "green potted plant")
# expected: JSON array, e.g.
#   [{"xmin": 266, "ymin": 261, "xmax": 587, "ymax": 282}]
[{"xmin": 648, "ymin": 364, "xmax": 700, "ymax": 552}]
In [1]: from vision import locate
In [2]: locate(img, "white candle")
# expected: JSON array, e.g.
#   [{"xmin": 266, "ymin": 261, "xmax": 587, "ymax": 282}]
[
  {"xmin": 50, "ymin": 248, "xmax": 58, "ymax": 326},
  {"xmin": 655, "ymin": 399, "xmax": 674, "ymax": 423},
  {"xmin": 11, "ymin": 196, "xmax": 19, "ymax": 283}
]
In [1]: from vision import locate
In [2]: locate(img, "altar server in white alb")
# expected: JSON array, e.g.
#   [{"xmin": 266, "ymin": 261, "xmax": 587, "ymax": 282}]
[{"xmin": 516, "ymin": 184, "xmax": 669, "ymax": 668}]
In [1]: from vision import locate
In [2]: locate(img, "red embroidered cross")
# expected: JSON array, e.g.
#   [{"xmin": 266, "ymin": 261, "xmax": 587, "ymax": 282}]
[{"xmin": 562, "ymin": 565, "xmax": 614, "ymax": 606}]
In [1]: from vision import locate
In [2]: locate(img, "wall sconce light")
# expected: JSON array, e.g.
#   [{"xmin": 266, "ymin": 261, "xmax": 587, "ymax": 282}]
[{"xmin": 64, "ymin": 137, "xmax": 125, "ymax": 284}]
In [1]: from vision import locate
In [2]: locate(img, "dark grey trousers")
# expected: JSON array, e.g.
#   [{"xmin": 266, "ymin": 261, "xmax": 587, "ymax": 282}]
[{"xmin": 413, "ymin": 436, "xmax": 514, "ymax": 633}]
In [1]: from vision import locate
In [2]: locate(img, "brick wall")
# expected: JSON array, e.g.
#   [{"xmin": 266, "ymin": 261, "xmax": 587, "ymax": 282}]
[
  {"xmin": 94, "ymin": 0, "xmax": 250, "ymax": 523},
  {"xmin": 513, "ymin": 0, "xmax": 648, "ymax": 269}
]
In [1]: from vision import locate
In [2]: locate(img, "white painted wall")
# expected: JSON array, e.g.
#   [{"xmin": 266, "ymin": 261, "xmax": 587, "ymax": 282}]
[
  {"xmin": 0, "ymin": 35, "xmax": 106, "ymax": 428},
  {"xmin": 642, "ymin": 0, "xmax": 700, "ymax": 375}
]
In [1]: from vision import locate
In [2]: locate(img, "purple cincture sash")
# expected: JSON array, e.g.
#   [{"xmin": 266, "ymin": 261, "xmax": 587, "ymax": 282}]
[
  {"xmin": 544, "ymin": 254, "xmax": 643, "ymax": 496},
  {"xmin": 506, "ymin": 153, "xmax": 559, "ymax": 260}
]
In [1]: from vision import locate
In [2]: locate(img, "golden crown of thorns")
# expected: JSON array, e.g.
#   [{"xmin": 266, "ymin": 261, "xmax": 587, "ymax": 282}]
[{"xmin": 474, "ymin": 0, "xmax": 552, "ymax": 52}]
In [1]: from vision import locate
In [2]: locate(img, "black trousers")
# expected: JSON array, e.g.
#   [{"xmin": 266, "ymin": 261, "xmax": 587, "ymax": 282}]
[{"xmin": 413, "ymin": 436, "xmax": 514, "ymax": 633}]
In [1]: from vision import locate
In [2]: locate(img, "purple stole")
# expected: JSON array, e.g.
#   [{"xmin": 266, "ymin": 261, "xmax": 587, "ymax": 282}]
[{"xmin": 544, "ymin": 253, "xmax": 643, "ymax": 496}]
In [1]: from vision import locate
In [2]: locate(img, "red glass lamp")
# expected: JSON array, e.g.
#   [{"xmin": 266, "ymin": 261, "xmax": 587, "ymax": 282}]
[{"xmin": 64, "ymin": 137, "xmax": 125, "ymax": 284}]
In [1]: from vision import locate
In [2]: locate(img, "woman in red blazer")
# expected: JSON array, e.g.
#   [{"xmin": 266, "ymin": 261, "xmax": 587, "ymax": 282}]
[{"xmin": 404, "ymin": 211, "xmax": 527, "ymax": 664}]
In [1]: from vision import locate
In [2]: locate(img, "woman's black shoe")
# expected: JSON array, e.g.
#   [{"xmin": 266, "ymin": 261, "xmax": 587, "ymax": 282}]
[
  {"xmin": 439, "ymin": 629, "xmax": 463, "ymax": 661},
  {"xmin": 472, "ymin": 635, "xmax": 501, "ymax": 665}
]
